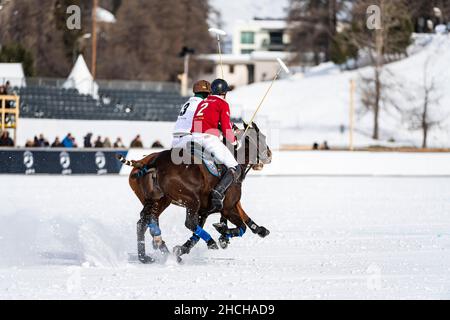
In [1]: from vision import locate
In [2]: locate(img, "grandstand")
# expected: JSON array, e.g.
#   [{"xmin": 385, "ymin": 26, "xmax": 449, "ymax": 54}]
[{"xmin": 17, "ymin": 85, "xmax": 187, "ymax": 122}]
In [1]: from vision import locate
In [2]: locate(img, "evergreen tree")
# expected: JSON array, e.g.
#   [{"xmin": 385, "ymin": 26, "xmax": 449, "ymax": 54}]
[
  {"xmin": 0, "ymin": 0, "xmax": 213, "ymax": 81},
  {"xmin": 0, "ymin": 43, "xmax": 35, "ymax": 76}
]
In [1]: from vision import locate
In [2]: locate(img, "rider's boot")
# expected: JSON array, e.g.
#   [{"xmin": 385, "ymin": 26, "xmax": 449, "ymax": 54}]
[{"xmin": 209, "ymin": 166, "xmax": 241, "ymax": 213}]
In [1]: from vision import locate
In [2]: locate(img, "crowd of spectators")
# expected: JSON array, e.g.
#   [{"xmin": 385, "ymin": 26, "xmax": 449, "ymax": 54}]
[
  {"xmin": 312, "ymin": 141, "xmax": 330, "ymax": 150},
  {"xmin": 14, "ymin": 133, "xmax": 165, "ymax": 149},
  {"xmin": 1, "ymin": 79, "xmax": 167, "ymax": 149}
]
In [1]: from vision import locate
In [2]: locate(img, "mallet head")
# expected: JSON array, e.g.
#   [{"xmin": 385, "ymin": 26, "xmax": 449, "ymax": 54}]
[
  {"xmin": 208, "ymin": 28, "xmax": 227, "ymax": 37},
  {"xmin": 277, "ymin": 58, "xmax": 290, "ymax": 74}
]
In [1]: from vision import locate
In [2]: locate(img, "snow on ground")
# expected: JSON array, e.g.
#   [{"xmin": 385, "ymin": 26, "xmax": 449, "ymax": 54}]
[
  {"xmin": 228, "ymin": 34, "xmax": 450, "ymax": 148},
  {"xmin": 1, "ymin": 175, "xmax": 449, "ymax": 299}
]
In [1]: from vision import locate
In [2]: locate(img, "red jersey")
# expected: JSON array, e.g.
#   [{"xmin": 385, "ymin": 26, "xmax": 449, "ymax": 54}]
[{"xmin": 191, "ymin": 95, "xmax": 236, "ymax": 144}]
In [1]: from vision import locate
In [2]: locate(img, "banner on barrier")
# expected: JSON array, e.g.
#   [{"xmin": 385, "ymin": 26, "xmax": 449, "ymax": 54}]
[{"xmin": 0, "ymin": 149, "xmax": 128, "ymax": 175}]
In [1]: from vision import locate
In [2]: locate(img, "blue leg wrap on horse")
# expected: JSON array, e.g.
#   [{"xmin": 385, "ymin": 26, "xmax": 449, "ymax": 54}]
[
  {"xmin": 190, "ymin": 234, "xmax": 201, "ymax": 243},
  {"xmin": 194, "ymin": 226, "xmax": 212, "ymax": 242},
  {"xmin": 148, "ymin": 223, "xmax": 161, "ymax": 237}
]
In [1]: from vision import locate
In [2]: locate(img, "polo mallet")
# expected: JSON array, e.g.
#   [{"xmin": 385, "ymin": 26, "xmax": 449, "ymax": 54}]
[
  {"xmin": 243, "ymin": 58, "xmax": 290, "ymax": 137},
  {"xmin": 208, "ymin": 28, "xmax": 227, "ymax": 79}
]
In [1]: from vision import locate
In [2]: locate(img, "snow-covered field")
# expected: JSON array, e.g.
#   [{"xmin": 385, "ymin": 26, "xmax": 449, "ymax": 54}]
[{"xmin": 1, "ymin": 175, "xmax": 449, "ymax": 299}]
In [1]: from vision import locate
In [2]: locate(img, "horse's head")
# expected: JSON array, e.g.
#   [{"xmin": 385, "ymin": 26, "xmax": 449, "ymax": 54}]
[{"xmin": 236, "ymin": 122, "xmax": 272, "ymax": 168}]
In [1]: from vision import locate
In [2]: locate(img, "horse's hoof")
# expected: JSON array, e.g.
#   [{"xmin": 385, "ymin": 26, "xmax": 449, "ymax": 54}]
[
  {"xmin": 213, "ymin": 222, "xmax": 228, "ymax": 235},
  {"xmin": 173, "ymin": 245, "xmax": 182, "ymax": 256},
  {"xmin": 207, "ymin": 239, "xmax": 219, "ymax": 250},
  {"xmin": 138, "ymin": 255, "xmax": 155, "ymax": 264},
  {"xmin": 159, "ymin": 242, "xmax": 170, "ymax": 255},
  {"xmin": 218, "ymin": 236, "xmax": 229, "ymax": 249},
  {"xmin": 173, "ymin": 246, "xmax": 185, "ymax": 264},
  {"xmin": 257, "ymin": 227, "xmax": 270, "ymax": 238},
  {"xmin": 173, "ymin": 245, "xmax": 190, "ymax": 256}
]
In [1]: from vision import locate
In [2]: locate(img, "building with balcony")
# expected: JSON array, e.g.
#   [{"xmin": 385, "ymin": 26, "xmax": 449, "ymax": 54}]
[
  {"xmin": 232, "ymin": 18, "xmax": 290, "ymax": 55},
  {"xmin": 197, "ymin": 18, "xmax": 291, "ymax": 89}
]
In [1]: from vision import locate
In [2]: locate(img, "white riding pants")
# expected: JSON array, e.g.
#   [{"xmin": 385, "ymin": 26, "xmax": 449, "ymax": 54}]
[{"xmin": 176, "ymin": 133, "xmax": 238, "ymax": 169}]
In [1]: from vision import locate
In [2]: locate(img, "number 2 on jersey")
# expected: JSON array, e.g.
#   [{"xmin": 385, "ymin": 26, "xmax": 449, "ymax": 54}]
[{"xmin": 196, "ymin": 103, "xmax": 209, "ymax": 117}]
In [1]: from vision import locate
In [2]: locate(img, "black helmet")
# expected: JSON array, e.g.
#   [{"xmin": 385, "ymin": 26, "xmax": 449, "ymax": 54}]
[{"xmin": 211, "ymin": 79, "xmax": 230, "ymax": 95}]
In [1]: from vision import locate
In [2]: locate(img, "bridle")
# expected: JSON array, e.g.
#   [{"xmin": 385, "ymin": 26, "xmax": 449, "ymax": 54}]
[{"xmin": 238, "ymin": 128, "xmax": 269, "ymax": 181}]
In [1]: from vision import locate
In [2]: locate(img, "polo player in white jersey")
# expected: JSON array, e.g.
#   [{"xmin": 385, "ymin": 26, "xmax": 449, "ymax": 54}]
[{"xmin": 172, "ymin": 80, "xmax": 211, "ymax": 148}]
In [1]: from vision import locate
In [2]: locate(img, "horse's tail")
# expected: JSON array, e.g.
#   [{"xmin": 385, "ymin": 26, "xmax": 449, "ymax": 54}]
[
  {"xmin": 117, "ymin": 153, "xmax": 159, "ymax": 180},
  {"xmin": 116, "ymin": 154, "xmax": 143, "ymax": 169}
]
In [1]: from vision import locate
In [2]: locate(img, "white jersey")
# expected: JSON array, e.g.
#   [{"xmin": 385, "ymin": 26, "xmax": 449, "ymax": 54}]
[{"xmin": 173, "ymin": 96, "xmax": 203, "ymax": 136}]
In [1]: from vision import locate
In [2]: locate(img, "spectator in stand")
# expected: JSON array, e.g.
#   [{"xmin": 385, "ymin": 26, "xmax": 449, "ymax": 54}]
[
  {"xmin": 0, "ymin": 130, "xmax": 14, "ymax": 147},
  {"xmin": 51, "ymin": 137, "xmax": 64, "ymax": 148},
  {"xmin": 84, "ymin": 133, "xmax": 93, "ymax": 148},
  {"xmin": 113, "ymin": 137, "xmax": 125, "ymax": 148},
  {"xmin": 0, "ymin": 85, "xmax": 6, "ymax": 96},
  {"xmin": 94, "ymin": 136, "xmax": 104, "ymax": 148},
  {"xmin": 321, "ymin": 141, "xmax": 330, "ymax": 150},
  {"xmin": 25, "ymin": 139, "xmax": 34, "ymax": 148},
  {"xmin": 33, "ymin": 136, "xmax": 39, "ymax": 147},
  {"xmin": 151, "ymin": 140, "xmax": 164, "ymax": 149},
  {"xmin": 62, "ymin": 133, "xmax": 76, "ymax": 148},
  {"xmin": 4, "ymin": 81, "xmax": 12, "ymax": 95},
  {"xmin": 312, "ymin": 142, "xmax": 319, "ymax": 150},
  {"xmin": 130, "ymin": 135, "xmax": 144, "ymax": 148},
  {"xmin": 103, "ymin": 137, "xmax": 112, "ymax": 148},
  {"xmin": 37, "ymin": 134, "xmax": 50, "ymax": 147},
  {"xmin": 3, "ymin": 81, "xmax": 15, "ymax": 108}
]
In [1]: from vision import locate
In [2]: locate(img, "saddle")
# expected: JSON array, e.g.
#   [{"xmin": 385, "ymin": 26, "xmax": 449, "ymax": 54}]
[{"xmin": 189, "ymin": 142, "xmax": 224, "ymax": 178}]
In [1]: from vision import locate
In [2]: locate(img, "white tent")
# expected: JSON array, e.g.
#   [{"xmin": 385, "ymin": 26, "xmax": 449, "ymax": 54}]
[
  {"xmin": 62, "ymin": 55, "xmax": 99, "ymax": 99},
  {"xmin": 0, "ymin": 63, "xmax": 26, "ymax": 87}
]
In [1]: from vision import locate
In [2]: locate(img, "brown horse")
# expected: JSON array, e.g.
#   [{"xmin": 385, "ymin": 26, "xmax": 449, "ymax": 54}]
[{"xmin": 120, "ymin": 123, "xmax": 272, "ymax": 263}]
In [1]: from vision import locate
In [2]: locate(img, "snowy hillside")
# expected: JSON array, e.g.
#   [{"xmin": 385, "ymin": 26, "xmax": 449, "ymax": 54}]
[{"xmin": 228, "ymin": 34, "xmax": 450, "ymax": 148}]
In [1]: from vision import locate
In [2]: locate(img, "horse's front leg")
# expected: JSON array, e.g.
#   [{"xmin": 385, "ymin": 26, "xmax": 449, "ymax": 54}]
[
  {"xmin": 216, "ymin": 215, "xmax": 230, "ymax": 249},
  {"xmin": 174, "ymin": 210, "xmax": 218, "ymax": 263},
  {"xmin": 236, "ymin": 202, "xmax": 270, "ymax": 238},
  {"xmin": 214, "ymin": 202, "xmax": 270, "ymax": 248},
  {"xmin": 214, "ymin": 207, "xmax": 247, "ymax": 249},
  {"xmin": 176, "ymin": 214, "xmax": 207, "ymax": 254}
]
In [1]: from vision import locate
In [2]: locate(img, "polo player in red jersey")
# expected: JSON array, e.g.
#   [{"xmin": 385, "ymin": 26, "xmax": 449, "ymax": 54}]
[{"xmin": 190, "ymin": 79, "xmax": 241, "ymax": 213}]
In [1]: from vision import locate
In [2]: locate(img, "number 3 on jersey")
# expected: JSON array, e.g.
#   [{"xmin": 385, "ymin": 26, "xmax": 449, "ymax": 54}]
[
  {"xmin": 179, "ymin": 103, "xmax": 190, "ymax": 116},
  {"xmin": 196, "ymin": 103, "xmax": 209, "ymax": 117}
]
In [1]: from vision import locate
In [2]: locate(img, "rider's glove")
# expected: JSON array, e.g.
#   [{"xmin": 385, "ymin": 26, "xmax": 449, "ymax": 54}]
[{"xmin": 234, "ymin": 139, "xmax": 242, "ymax": 151}]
